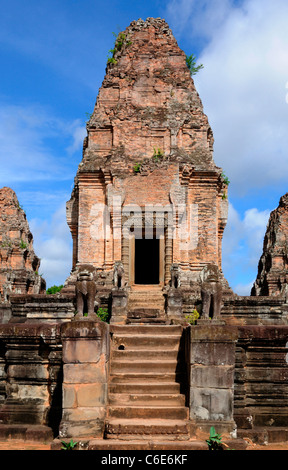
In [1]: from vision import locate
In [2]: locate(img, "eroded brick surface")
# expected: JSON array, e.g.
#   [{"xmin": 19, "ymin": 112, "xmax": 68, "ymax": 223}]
[
  {"xmin": 66, "ymin": 18, "xmax": 230, "ymax": 294},
  {"xmin": 0, "ymin": 187, "xmax": 45, "ymax": 301},
  {"xmin": 252, "ymin": 193, "xmax": 288, "ymax": 296}
]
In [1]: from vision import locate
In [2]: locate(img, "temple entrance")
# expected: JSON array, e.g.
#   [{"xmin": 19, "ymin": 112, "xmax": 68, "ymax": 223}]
[
  {"xmin": 127, "ymin": 230, "xmax": 165, "ymax": 287},
  {"xmin": 134, "ymin": 239, "xmax": 159, "ymax": 285}
]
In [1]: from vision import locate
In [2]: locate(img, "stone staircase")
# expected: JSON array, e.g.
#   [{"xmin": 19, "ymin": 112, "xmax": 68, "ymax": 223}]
[
  {"xmin": 51, "ymin": 322, "xmax": 249, "ymax": 450},
  {"xmin": 127, "ymin": 286, "xmax": 167, "ymax": 323},
  {"xmin": 105, "ymin": 324, "xmax": 191, "ymax": 441}
]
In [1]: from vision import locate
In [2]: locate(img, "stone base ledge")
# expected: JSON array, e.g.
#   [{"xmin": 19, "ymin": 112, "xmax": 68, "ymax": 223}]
[
  {"xmin": 51, "ymin": 436, "xmax": 248, "ymax": 451},
  {"xmin": 237, "ymin": 426, "xmax": 288, "ymax": 445},
  {"xmin": 0, "ymin": 424, "xmax": 53, "ymax": 442}
]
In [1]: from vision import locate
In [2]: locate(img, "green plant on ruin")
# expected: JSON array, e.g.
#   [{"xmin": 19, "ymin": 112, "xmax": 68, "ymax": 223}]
[
  {"xmin": 85, "ymin": 112, "xmax": 93, "ymax": 123},
  {"xmin": 107, "ymin": 31, "xmax": 131, "ymax": 66},
  {"xmin": 107, "ymin": 56, "xmax": 118, "ymax": 65},
  {"xmin": 61, "ymin": 439, "xmax": 78, "ymax": 450},
  {"xmin": 222, "ymin": 192, "xmax": 227, "ymax": 200},
  {"xmin": 97, "ymin": 307, "xmax": 110, "ymax": 323},
  {"xmin": 221, "ymin": 172, "xmax": 230, "ymax": 186},
  {"xmin": 34, "ymin": 270, "xmax": 43, "ymax": 277},
  {"xmin": 206, "ymin": 427, "xmax": 224, "ymax": 451},
  {"xmin": 186, "ymin": 54, "xmax": 204, "ymax": 76},
  {"xmin": 112, "ymin": 31, "xmax": 131, "ymax": 51},
  {"xmin": 185, "ymin": 308, "xmax": 200, "ymax": 325},
  {"xmin": 1, "ymin": 241, "xmax": 12, "ymax": 248},
  {"xmin": 133, "ymin": 162, "xmax": 142, "ymax": 173},
  {"xmin": 152, "ymin": 147, "xmax": 164, "ymax": 162},
  {"xmin": 19, "ymin": 239, "xmax": 27, "ymax": 250}
]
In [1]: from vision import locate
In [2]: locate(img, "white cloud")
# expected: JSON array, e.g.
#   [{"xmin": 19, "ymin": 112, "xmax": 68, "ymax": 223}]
[
  {"xmin": 66, "ymin": 124, "xmax": 87, "ymax": 155},
  {"xmin": 0, "ymin": 103, "xmax": 83, "ymax": 184},
  {"xmin": 165, "ymin": 0, "xmax": 288, "ymax": 292},
  {"xmin": 233, "ymin": 281, "xmax": 254, "ymax": 296},
  {"xmin": 30, "ymin": 204, "xmax": 72, "ymax": 288},
  {"xmin": 166, "ymin": 0, "xmax": 232, "ymax": 39},
  {"xmin": 166, "ymin": 0, "xmax": 288, "ymax": 195},
  {"xmin": 194, "ymin": 0, "xmax": 288, "ymax": 194},
  {"xmin": 222, "ymin": 202, "xmax": 270, "ymax": 294}
]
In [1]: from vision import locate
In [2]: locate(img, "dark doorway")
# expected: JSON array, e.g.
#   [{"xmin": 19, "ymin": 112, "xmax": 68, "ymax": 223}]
[{"xmin": 135, "ymin": 238, "xmax": 159, "ymax": 284}]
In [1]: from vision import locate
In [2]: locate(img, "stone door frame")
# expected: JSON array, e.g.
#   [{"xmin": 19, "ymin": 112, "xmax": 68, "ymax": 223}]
[
  {"xmin": 128, "ymin": 234, "xmax": 165, "ymax": 287},
  {"xmin": 121, "ymin": 211, "xmax": 173, "ymax": 288}
]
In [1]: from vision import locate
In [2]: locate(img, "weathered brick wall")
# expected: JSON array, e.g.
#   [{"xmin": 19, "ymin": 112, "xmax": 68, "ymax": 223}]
[
  {"xmin": 66, "ymin": 18, "xmax": 229, "ymax": 290},
  {"xmin": 0, "ymin": 187, "xmax": 45, "ymax": 301},
  {"xmin": 188, "ymin": 325, "xmax": 238, "ymax": 434},
  {"xmin": 234, "ymin": 326, "xmax": 288, "ymax": 429},
  {"xmin": 187, "ymin": 324, "xmax": 288, "ymax": 435},
  {"xmin": 0, "ymin": 323, "xmax": 62, "ymax": 436},
  {"xmin": 252, "ymin": 193, "xmax": 288, "ymax": 297},
  {"xmin": 0, "ymin": 318, "xmax": 110, "ymax": 438},
  {"xmin": 0, "ymin": 320, "xmax": 287, "ymax": 438},
  {"xmin": 59, "ymin": 318, "xmax": 110, "ymax": 438},
  {"xmin": 77, "ymin": 172, "xmax": 107, "ymax": 267}
]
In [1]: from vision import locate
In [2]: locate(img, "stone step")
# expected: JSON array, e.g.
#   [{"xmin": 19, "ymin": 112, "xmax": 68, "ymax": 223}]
[
  {"xmin": 128, "ymin": 302, "xmax": 164, "ymax": 308},
  {"xmin": 129, "ymin": 299, "xmax": 164, "ymax": 305},
  {"xmin": 127, "ymin": 311, "xmax": 167, "ymax": 324},
  {"xmin": 110, "ymin": 325, "xmax": 182, "ymax": 335},
  {"xmin": 112, "ymin": 349, "xmax": 179, "ymax": 360},
  {"xmin": 127, "ymin": 309, "xmax": 166, "ymax": 322},
  {"xmin": 111, "ymin": 335, "xmax": 181, "ymax": 350},
  {"xmin": 109, "ymin": 382, "xmax": 181, "ymax": 394},
  {"xmin": 127, "ymin": 317, "xmax": 167, "ymax": 324},
  {"xmin": 88, "ymin": 439, "xmax": 206, "ymax": 449},
  {"xmin": 128, "ymin": 297, "xmax": 164, "ymax": 303},
  {"xmin": 128, "ymin": 308, "xmax": 165, "ymax": 316},
  {"xmin": 107, "ymin": 323, "xmax": 188, "ymax": 443},
  {"xmin": 52, "ymin": 438, "xmax": 207, "ymax": 450},
  {"xmin": 109, "ymin": 393, "xmax": 186, "ymax": 406},
  {"xmin": 128, "ymin": 292, "xmax": 165, "ymax": 310},
  {"xmin": 128, "ymin": 301, "xmax": 164, "ymax": 305},
  {"xmin": 237, "ymin": 426, "xmax": 288, "ymax": 445},
  {"xmin": 52, "ymin": 437, "xmax": 248, "ymax": 451},
  {"xmin": 105, "ymin": 418, "xmax": 190, "ymax": 440},
  {"xmin": 128, "ymin": 303, "xmax": 164, "ymax": 308},
  {"xmin": 128, "ymin": 308, "xmax": 161, "ymax": 316},
  {"xmin": 109, "ymin": 372, "xmax": 183, "ymax": 384},
  {"xmin": 129, "ymin": 289, "xmax": 165, "ymax": 296},
  {"xmin": 108, "ymin": 405, "xmax": 189, "ymax": 420},
  {"xmin": 110, "ymin": 360, "xmax": 179, "ymax": 374},
  {"xmin": 0, "ymin": 424, "xmax": 53, "ymax": 442},
  {"xmin": 130, "ymin": 285, "xmax": 164, "ymax": 290}
]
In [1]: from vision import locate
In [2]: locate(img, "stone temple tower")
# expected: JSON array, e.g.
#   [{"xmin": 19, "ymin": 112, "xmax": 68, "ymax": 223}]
[{"xmin": 66, "ymin": 18, "xmax": 230, "ymax": 323}]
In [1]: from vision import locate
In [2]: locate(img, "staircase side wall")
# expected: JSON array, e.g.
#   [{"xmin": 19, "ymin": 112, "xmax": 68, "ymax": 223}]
[
  {"xmin": 234, "ymin": 325, "xmax": 288, "ymax": 429},
  {"xmin": 59, "ymin": 318, "xmax": 110, "ymax": 438},
  {"xmin": 187, "ymin": 324, "xmax": 288, "ymax": 435},
  {"xmin": 0, "ymin": 323, "xmax": 62, "ymax": 436},
  {"xmin": 0, "ymin": 319, "xmax": 288, "ymax": 439},
  {"xmin": 188, "ymin": 325, "xmax": 238, "ymax": 434}
]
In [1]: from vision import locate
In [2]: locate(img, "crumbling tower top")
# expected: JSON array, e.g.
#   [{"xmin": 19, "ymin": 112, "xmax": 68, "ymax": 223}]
[
  {"xmin": 0, "ymin": 187, "xmax": 46, "ymax": 301},
  {"xmin": 252, "ymin": 193, "xmax": 288, "ymax": 297},
  {"xmin": 80, "ymin": 17, "xmax": 216, "ymax": 175},
  {"xmin": 66, "ymin": 17, "xmax": 229, "ymax": 295}
]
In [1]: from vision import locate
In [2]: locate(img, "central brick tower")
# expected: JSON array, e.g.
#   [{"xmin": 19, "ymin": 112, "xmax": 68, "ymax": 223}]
[{"xmin": 66, "ymin": 18, "xmax": 231, "ymax": 322}]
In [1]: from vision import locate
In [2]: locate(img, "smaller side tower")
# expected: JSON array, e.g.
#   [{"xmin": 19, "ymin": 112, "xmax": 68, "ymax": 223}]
[{"xmin": 0, "ymin": 187, "xmax": 46, "ymax": 302}]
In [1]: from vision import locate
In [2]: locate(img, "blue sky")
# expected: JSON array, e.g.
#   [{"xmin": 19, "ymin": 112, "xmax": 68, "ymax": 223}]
[{"xmin": 0, "ymin": 0, "xmax": 288, "ymax": 293}]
